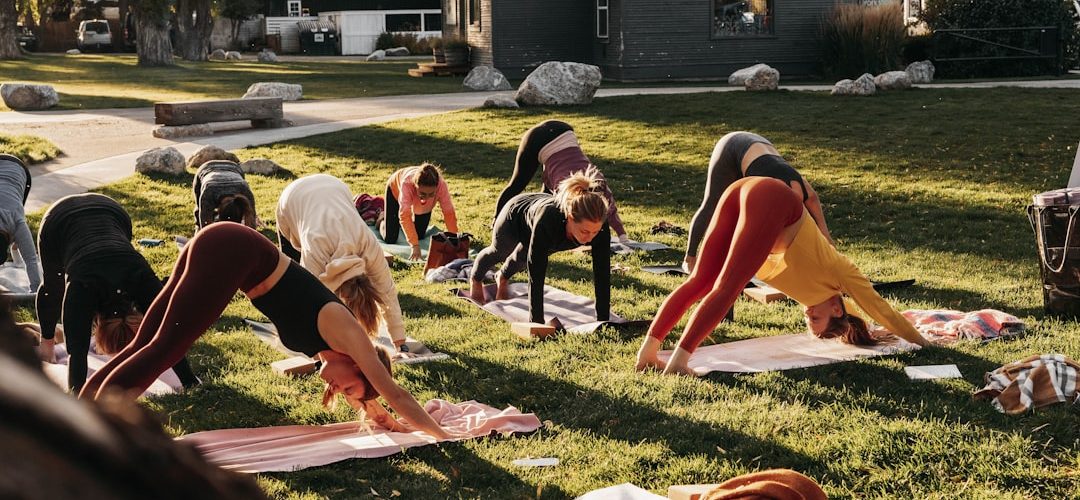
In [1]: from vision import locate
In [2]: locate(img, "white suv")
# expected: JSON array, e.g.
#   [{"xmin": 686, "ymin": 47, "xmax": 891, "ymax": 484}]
[{"xmin": 76, "ymin": 19, "xmax": 113, "ymax": 51}]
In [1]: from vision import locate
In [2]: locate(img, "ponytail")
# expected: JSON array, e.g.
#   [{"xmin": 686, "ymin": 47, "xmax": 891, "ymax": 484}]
[
  {"xmin": 215, "ymin": 195, "xmax": 257, "ymax": 228},
  {"xmin": 816, "ymin": 313, "xmax": 877, "ymax": 346},
  {"xmin": 554, "ymin": 166, "xmax": 609, "ymax": 222},
  {"xmin": 93, "ymin": 311, "xmax": 143, "ymax": 355},
  {"xmin": 414, "ymin": 162, "xmax": 442, "ymax": 188},
  {"xmin": 335, "ymin": 275, "xmax": 386, "ymax": 337}
]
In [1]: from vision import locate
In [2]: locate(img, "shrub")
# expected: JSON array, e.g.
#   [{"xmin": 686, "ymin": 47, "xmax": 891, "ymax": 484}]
[
  {"xmin": 819, "ymin": 2, "xmax": 906, "ymax": 79},
  {"xmin": 375, "ymin": 32, "xmax": 395, "ymax": 50},
  {"xmin": 919, "ymin": 0, "xmax": 1078, "ymax": 78},
  {"xmin": 376, "ymin": 33, "xmax": 440, "ymax": 54},
  {"xmin": 443, "ymin": 36, "xmax": 469, "ymax": 51},
  {"xmin": 0, "ymin": 134, "xmax": 61, "ymax": 164}
]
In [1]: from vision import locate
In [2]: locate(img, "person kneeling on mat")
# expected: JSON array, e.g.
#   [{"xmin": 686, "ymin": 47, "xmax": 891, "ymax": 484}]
[
  {"xmin": 381, "ymin": 163, "xmax": 459, "ymax": 261},
  {"xmin": 470, "ymin": 168, "xmax": 611, "ymax": 326},
  {"xmin": 192, "ymin": 160, "xmax": 258, "ymax": 231},
  {"xmin": 0, "ymin": 154, "xmax": 42, "ymax": 293},
  {"xmin": 684, "ymin": 131, "xmax": 831, "ymax": 273},
  {"xmin": 636, "ymin": 177, "xmax": 928, "ymax": 376},
  {"xmin": 494, "ymin": 119, "xmax": 630, "ymax": 244},
  {"xmin": 80, "ymin": 223, "xmax": 465, "ymax": 440}
]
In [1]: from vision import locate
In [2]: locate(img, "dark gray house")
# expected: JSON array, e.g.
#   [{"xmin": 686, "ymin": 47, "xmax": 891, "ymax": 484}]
[{"xmin": 442, "ymin": 0, "xmax": 839, "ymax": 80}]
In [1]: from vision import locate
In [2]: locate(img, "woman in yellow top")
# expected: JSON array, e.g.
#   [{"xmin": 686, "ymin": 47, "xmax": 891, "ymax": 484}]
[{"xmin": 636, "ymin": 177, "xmax": 929, "ymax": 376}]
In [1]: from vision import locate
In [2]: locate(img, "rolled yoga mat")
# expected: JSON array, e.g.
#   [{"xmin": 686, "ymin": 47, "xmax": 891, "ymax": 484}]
[{"xmin": 454, "ymin": 282, "xmax": 644, "ymax": 334}]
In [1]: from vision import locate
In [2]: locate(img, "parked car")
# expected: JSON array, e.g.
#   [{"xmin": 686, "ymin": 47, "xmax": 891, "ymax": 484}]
[
  {"xmin": 76, "ymin": 19, "xmax": 113, "ymax": 51},
  {"xmin": 16, "ymin": 23, "xmax": 37, "ymax": 52}
]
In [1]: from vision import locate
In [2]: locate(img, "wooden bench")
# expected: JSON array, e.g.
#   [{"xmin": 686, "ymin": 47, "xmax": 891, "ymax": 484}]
[{"xmin": 154, "ymin": 97, "xmax": 285, "ymax": 129}]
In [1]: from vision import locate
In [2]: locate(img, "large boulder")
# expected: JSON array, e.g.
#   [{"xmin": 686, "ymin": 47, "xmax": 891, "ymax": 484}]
[
  {"xmin": 464, "ymin": 66, "xmax": 513, "ymax": 91},
  {"xmin": 728, "ymin": 63, "xmax": 772, "ymax": 86},
  {"xmin": 209, "ymin": 49, "xmax": 227, "ymax": 61},
  {"xmin": 257, "ymin": 50, "xmax": 278, "ymax": 63},
  {"xmin": 831, "ymin": 73, "xmax": 877, "ymax": 96},
  {"xmin": 152, "ymin": 124, "xmax": 213, "ymax": 139},
  {"xmin": 135, "ymin": 147, "xmax": 186, "ymax": 175},
  {"xmin": 905, "ymin": 60, "xmax": 935, "ymax": 84},
  {"xmin": 384, "ymin": 47, "xmax": 410, "ymax": 57},
  {"xmin": 185, "ymin": 145, "xmax": 239, "ymax": 171},
  {"xmin": 242, "ymin": 82, "xmax": 302, "ymax": 101},
  {"xmin": 514, "ymin": 61, "xmax": 602, "ymax": 106},
  {"xmin": 745, "ymin": 66, "xmax": 779, "ymax": 91},
  {"xmin": 240, "ymin": 158, "xmax": 283, "ymax": 175},
  {"xmin": 483, "ymin": 96, "xmax": 520, "ymax": 109},
  {"xmin": 225, "ymin": 51, "xmax": 242, "ymax": 61},
  {"xmin": 366, "ymin": 50, "xmax": 386, "ymax": 61},
  {"xmin": 874, "ymin": 70, "xmax": 912, "ymax": 91},
  {"xmin": 0, "ymin": 84, "xmax": 59, "ymax": 110}
]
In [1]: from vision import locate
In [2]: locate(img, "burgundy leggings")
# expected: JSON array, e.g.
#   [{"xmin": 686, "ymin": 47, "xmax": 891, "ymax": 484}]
[
  {"xmin": 83, "ymin": 222, "xmax": 280, "ymax": 398},
  {"xmin": 648, "ymin": 177, "xmax": 803, "ymax": 352}
]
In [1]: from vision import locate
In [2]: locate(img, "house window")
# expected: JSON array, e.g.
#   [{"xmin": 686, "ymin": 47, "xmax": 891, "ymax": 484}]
[
  {"xmin": 596, "ymin": 0, "xmax": 609, "ymax": 38},
  {"xmin": 387, "ymin": 13, "xmax": 422, "ymax": 32},
  {"xmin": 287, "ymin": 0, "xmax": 301, "ymax": 17},
  {"xmin": 469, "ymin": 0, "xmax": 480, "ymax": 26},
  {"xmin": 712, "ymin": 0, "xmax": 773, "ymax": 37},
  {"xmin": 424, "ymin": 13, "xmax": 443, "ymax": 32}
]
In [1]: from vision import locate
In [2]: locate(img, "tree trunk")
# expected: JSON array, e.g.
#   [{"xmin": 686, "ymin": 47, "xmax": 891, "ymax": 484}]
[
  {"xmin": 229, "ymin": 18, "xmax": 241, "ymax": 51},
  {"xmin": 175, "ymin": 0, "xmax": 213, "ymax": 61},
  {"xmin": 135, "ymin": 7, "xmax": 173, "ymax": 66},
  {"xmin": 0, "ymin": 0, "xmax": 23, "ymax": 59}
]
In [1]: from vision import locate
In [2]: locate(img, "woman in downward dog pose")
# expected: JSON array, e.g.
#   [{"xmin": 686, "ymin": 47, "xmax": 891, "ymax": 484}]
[
  {"xmin": 683, "ymin": 131, "xmax": 831, "ymax": 273},
  {"xmin": 191, "ymin": 160, "xmax": 258, "ymax": 231},
  {"xmin": 638, "ymin": 177, "xmax": 928, "ymax": 376},
  {"xmin": 277, "ymin": 174, "xmax": 408, "ymax": 351},
  {"xmin": 0, "ymin": 154, "xmax": 41, "ymax": 292},
  {"xmin": 470, "ymin": 168, "xmax": 610, "ymax": 325},
  {"xmin": 82, "ymin": 222, "xmax": 463, "ymax": 440}
]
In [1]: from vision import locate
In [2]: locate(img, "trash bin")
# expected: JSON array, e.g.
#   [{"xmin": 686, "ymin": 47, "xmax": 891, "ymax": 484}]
[
  {"xmin": 297, "ymin": 20, "xmax": 337, "ymax": 56},
  {"xmin": 1028, "ymin": 187, "xmax": 1080, "ymax": 317}
]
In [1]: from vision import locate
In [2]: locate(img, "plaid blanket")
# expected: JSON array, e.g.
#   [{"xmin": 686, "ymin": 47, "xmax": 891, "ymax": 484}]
[
  {"xmin": 902, "ymin": 309, "xmax": 1024, "ymax": 343},
  {"xmin": 974, "ymin": 354, "xmax": 1080, "ymax": 414}
]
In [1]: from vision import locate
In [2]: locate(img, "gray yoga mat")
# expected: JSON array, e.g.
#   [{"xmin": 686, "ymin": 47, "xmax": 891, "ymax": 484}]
[
  {"xmin": 0, "ymin": 263, "xmax": 35, "ymax": 304},
  {"xmin": 454, "ymin": 282, "xmax": 643, "ymax": 334}
]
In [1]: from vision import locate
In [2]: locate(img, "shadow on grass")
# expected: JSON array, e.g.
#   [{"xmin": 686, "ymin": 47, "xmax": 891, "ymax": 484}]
[{"xmin": 54, "ymin": 92, "xmax": 156, "ymax": 110}]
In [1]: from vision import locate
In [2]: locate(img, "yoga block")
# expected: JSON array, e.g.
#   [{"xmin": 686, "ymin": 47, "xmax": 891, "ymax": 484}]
[
  {"xmin": 743, "ymin": 285, "xmax": 787, "ymax": 304},
  {"xmin": 272, "ymin": 356, "xmax": 318, "ymax": 376},
  {"xmin": 667, "ymin": 484, "xmax": 721, "ymax": 500},
  {"xmin": 511, "ymin": 322, "xmax": 557, "ymax": 340}
]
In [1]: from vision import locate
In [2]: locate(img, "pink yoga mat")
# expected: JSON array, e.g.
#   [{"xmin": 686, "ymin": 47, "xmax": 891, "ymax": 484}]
[
  {"xmin": 178, "ymin": 399, "xmax": 542, "ymax": 473},
  {"xmin": 454, "ymin": 283, "xmax": 641, "ymax": 333},
  {"xmin": 659, "ymin": 333, "xmax": 921, "ymax": 375}
]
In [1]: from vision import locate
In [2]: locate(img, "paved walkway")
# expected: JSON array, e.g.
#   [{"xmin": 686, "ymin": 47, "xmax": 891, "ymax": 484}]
[{"xmin": 5, "ymin": 79, "xmax": 1079, "ymax": 211}]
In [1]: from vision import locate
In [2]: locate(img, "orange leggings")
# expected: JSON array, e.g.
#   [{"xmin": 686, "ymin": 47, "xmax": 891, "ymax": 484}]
[{"xmin": 648, "ymin": 177, "xmax": 804, "ymax": 352}]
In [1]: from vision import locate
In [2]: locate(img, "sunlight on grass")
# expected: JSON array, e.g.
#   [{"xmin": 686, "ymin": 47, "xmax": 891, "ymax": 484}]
[{"xmin": 0, "ymin": 133, "xmax": 61, "ymax": 164}]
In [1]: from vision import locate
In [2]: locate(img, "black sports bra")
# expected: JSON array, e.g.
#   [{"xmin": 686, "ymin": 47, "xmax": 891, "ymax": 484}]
[{"xmin": 744, "ymin": 154, "xmax": 809, "ymax": 202}]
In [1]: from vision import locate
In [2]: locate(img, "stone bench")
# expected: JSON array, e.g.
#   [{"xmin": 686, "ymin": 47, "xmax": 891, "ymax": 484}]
[{"xmin": 154, "ymin": 97, "xmax": 285, "ymax": 129}]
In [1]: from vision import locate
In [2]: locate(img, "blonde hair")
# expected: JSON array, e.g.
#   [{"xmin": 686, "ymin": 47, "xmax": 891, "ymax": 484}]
[
  {"xmin": 554, "ymin": 166, "xmax": 609, "ymax": 222},
  {"xmin": 414, "ymin": 163, "xmax": 442, "ymax": 188},
  {"xmin": 324, "ymin": 346, "xmax": 393, "ymax": 412},
  {"xmin": 93, "ymin": 312, "xmax": 143, "ymax": 355},
  {"xmin": 336, "ymin": 275, "xmax": 386, "ymax": 337}
]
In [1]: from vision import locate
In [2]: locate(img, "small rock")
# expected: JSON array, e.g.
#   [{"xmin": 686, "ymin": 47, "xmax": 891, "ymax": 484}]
[
  {"xmin": 242, "ymin": 82, "xmax": 302, "ymax": 101},
  {"xmin": 152, "ymin": 124, "xmax": 213, "ymax": 139},
  {"xmin": 135, "ymin": 147, "xmax": 186, "ymax": 175},
  {"xmin": 66, "ymin": 49, "xmax": 81, "ymax": 55},
  {"xmin": 874, "ymin": 70, "xmax": 912, "ymax": 91},
  {"xmin": 745, "ymin": 67, "xmax": 779, "ymax": 91},
  {"xmin": 905, "ymin": 60, "xmax": 935, "ymax": 84},
  {"xmin": 384, "ymin": 47, "xmax": 410, "ymax": 57},
  {"xmin": 257, "ymin": 50, "xmax": 278, "ymax": 63},
  {"xmin": 0, "ymin": 83, "xmax": 59, "ymax": 110},
  {"xmin": 366, "ymin": 49, "xmax": 386, "ymax": 61},
  {"xmin": 831, "ymin": 73, "xmax": 877, "ymax": 96},
  {"xmin": 515, "ymin": 61, "xmax": 602, "ymax": 106},
  {"xmin": 728, "ymin": 63, "xmax": 771, "ymax": 85},
  {"xmin": 225, "ymin": 51, "xmax": 242, "ymax": 61},
  {"xmin": 483, "ymin": 96, "xmax": 520, "ymax": 108},
  {"xmin": 464, "ymin": 66, "xmax": 513, "ymax": 91},
  {"xmin": 240, "ymin": 158, "xmax": 283, "ymax": 175},
  {"xmin": 209, "ymin": 49, "xmax": 227, "ymax": 61},
  {"xmin": 186, "ymin": 145, "xmax": 240, "ymax": 171}
]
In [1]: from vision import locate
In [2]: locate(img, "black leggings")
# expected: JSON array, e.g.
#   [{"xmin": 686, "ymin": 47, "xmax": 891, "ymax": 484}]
[
  {"xmin": 380, "ymin": 184, "xmax": 431, "ymax": 244},
  {"xmin": 493, "ymin": 120, "xmax": 574, "ymax": 220}
]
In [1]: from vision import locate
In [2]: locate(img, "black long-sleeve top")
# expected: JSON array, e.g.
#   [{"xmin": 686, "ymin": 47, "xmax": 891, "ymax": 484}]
[
  {"xmin": 503, "ymin": 193, "xmax": 610, "ymax": 324},
  {"xmin": 36, "ymin": 193, "xmax": 197, "ymax": 392}
]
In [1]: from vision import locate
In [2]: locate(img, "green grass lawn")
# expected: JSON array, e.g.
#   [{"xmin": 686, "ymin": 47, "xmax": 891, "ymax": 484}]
[
  {"xmin": 0, "ymin": 54, "xmax": 467, "ymax": 111},
  {"xmin": 22, "ymin": 88, "xmax": 1080, "ymax": 498},
  {"xmin": 0, "ymin": 133, "xmax": 61, "ymax": 163}
]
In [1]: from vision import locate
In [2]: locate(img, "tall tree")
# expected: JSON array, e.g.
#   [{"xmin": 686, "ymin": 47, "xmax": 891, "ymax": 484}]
[
  {"xmin": 218, "ymin": 0, "xmax": 259, "ymax": 50},
  {"xmin": 0, "ymin": 0, "xmax": 22, "ymax": 59},
  {"xmin": 174, "ymin": 0, "xmax": 211, "ymax": 61},
  {"xmin": 134, "ymin": 0, "xmax": 173, "ymax": 66}
]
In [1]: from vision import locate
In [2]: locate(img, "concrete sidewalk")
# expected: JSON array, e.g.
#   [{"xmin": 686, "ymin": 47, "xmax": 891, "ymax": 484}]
[{"xmin": 9, "ymin": 79, "xmax": 1080, "ymax": 211}]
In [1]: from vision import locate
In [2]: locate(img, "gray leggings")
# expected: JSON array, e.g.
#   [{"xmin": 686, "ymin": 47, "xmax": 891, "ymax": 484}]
[
  {"xmin": 470, "ymin": 209, "xmax": 529, "ymax": 282},
  {"xmin": 685, "ymin": 131, "xmax": 773, "ymax": 258}
]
